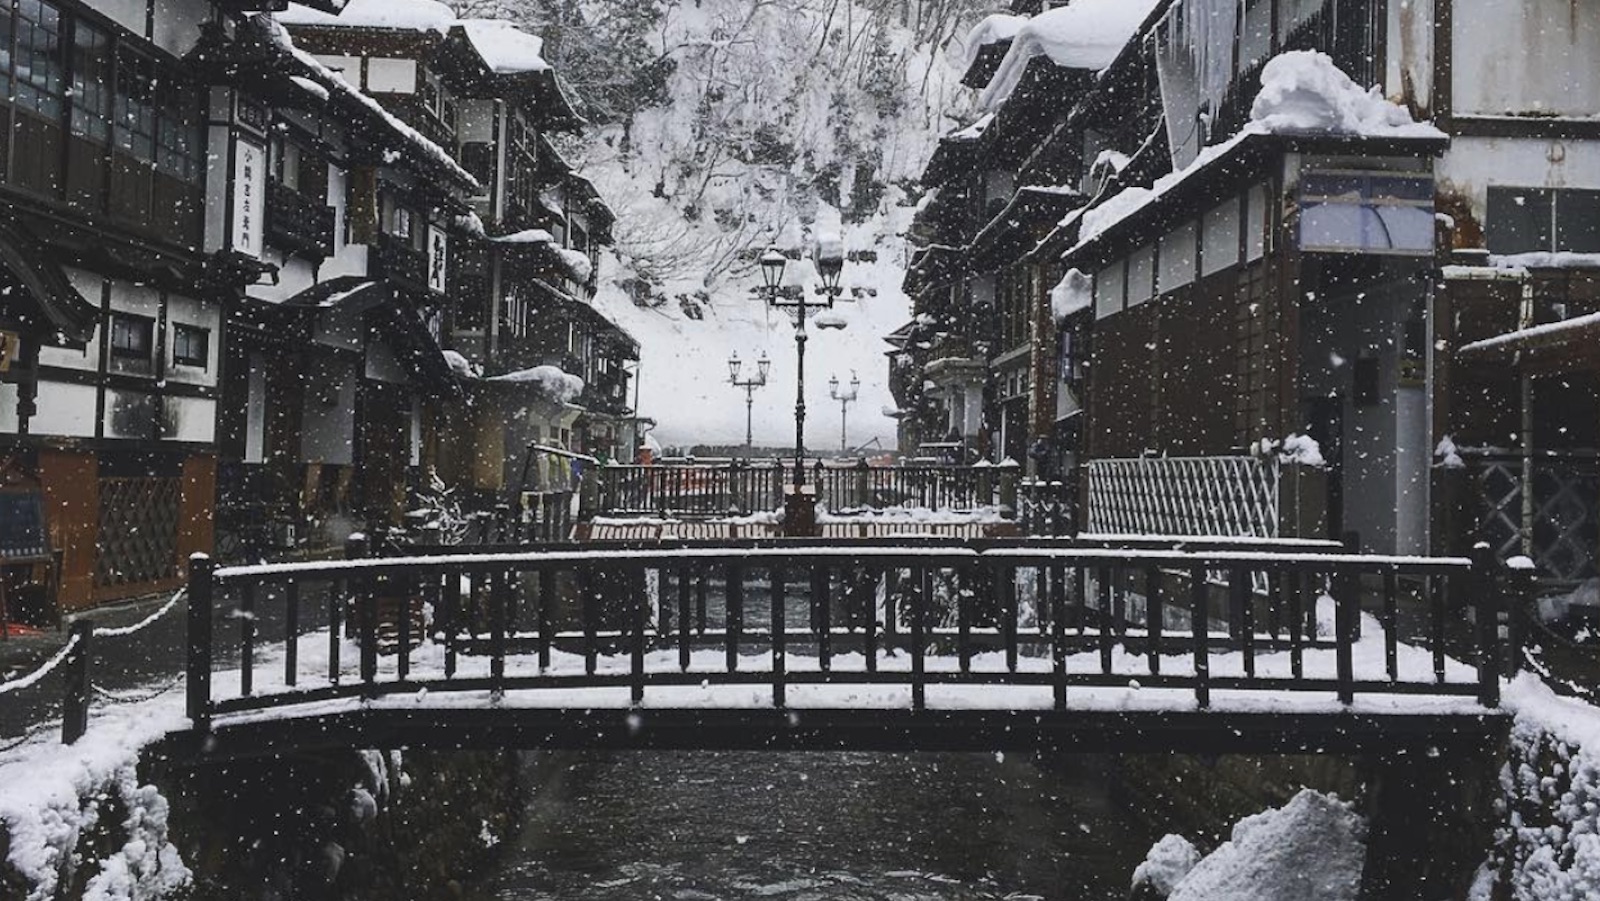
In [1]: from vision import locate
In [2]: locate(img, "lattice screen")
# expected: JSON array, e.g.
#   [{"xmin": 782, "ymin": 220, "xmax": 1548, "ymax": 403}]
[
  {"xmin": 1085, "ymin": 455, "xmax": 1280, "ymax": 539},
  {"xmin": 96, "ymin": 476, "xmax": 181, "ymax": 589},
  {"xmin": 1474, "ymin": 455, "xmax": 1599, "ymax": 582}
]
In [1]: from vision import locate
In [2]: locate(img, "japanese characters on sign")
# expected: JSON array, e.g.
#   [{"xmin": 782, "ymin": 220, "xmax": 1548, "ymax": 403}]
[
  {"xmin": 232, "ymin": 138, "xmax": 267, "ymax": 259},
  {"xmin": 427, "ymin": 225, "xmax": 448, "ymax": 294}
]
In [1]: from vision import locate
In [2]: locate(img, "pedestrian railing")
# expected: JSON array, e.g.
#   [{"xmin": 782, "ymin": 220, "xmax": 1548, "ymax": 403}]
[
  {"xmin": 594, "ymin": 461, "xmax": 1018, "ymax": 518},
  {"xmin": 184, "ymin": 537, "xmax": 1523, "ymax": 736}
]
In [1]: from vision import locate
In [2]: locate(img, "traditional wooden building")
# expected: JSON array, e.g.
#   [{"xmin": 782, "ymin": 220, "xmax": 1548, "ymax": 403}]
[
  {"xmin": 1050, "ymin": 0, "xmax": 1600, "ymax": 566},
  {"xmin": 0, "ymin": 0, "xmax": 365, "ymax": 613},
  {"xmin": 278, "ymin": 0, "xmax": 637, "ymax": 514}
]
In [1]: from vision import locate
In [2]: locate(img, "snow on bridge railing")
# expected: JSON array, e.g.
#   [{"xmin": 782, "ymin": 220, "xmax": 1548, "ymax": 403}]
[{"xmin": 180, "ymin": 538, "xmax": 1528, "ymax": 739}]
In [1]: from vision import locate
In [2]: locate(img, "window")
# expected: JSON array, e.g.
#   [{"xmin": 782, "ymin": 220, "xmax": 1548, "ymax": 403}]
[
  {"xmin": 14, "ymin": 0, "xmax": 65, "ymax": 120},
  {"xmin": 172, "ymin": 324, "xmax": 208, "ymax": 368},
  {"xmin": 114, "ymin": 49, "xmax": 157, "ymax": 164},
  {"xmin": 69, "ymin": 19, "xmax": 111, "ymax": 143},
  {"xmin": 1298, "ymin": 171, "xmax": 1435, "ymax": 256},
  {"xmin": 155, "ymin": 80, "xmax": 201, "ymax": 184},
  {"xmin": 110, "ymin": 313, "xmax": 154, "ymax": 361},
  {"xmin": 1487, "ymin": 187, "xmax": 1600, "ymax": 255}
]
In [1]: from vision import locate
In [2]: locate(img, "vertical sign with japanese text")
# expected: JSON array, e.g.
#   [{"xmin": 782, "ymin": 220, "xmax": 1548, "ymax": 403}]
[
  {"xmin": 427, "ymin": 225, "xmax": 448, "ymax": 294},
  {"xmin": 232, "ymin": 138, "xmax": 267, "ymax": 258}
]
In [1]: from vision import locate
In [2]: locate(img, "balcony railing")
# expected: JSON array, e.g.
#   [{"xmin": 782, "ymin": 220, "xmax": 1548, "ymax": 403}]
[
  {"xmin": 265, "ymin": 179, "xmax": 335, "ymax": 259},
  {"xmin": 373, "ymin": 232, "xmax": 428, "ymax": 290}
]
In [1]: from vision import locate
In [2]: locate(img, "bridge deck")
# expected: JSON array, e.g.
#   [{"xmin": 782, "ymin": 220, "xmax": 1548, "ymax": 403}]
[{"xmin": 172, "ymin": 539, "xmax": 1516, "ymax": 761}]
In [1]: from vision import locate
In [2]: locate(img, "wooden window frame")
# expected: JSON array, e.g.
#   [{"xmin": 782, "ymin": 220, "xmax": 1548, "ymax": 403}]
[{"xmin": 171, "ymin": 323, "xmax": 208, "ymax": 369}]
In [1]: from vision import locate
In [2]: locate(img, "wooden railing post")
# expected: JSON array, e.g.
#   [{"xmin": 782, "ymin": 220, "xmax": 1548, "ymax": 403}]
[
  {"xmin": 61, "ymin": 619, "xmax": 92, "ymax": 744},
  {"xmin": 854, "ymin": 458, "xmax": 870, "ymax": 509},
  {"xmin": 997, "ymin": 460, "xmax": 1019, "ymax": 514},
  {"xmin": 1471, "ymin": 543, "xmax": 1502, "ymax": 706},
  {"xmin": 186, "ymin": 553, "xmax": 214, "ymax": 732},
  {"xmin": 1504, "ymin": 555, "xmax": 1537, "ymax": 674},
  {"xmin": 346, "ymin": 533, "xmax": 377, "ymax": 695}
]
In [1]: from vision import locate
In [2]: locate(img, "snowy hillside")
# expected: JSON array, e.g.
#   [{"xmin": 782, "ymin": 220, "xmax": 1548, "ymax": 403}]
[{"xmin": 454, "ymin": 0, "xmax": 990, "ymax": 450}]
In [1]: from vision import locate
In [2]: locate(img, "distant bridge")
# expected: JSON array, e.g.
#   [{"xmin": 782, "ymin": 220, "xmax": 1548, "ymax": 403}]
[{"xmin": 157, "ymin": 537, "xmax": 1515, "ymax": 761}]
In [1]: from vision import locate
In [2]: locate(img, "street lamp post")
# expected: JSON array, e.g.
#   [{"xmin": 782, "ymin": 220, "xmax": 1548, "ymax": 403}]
[
  {"xmin": 727, "ymin": 350, "xmax": 771, "ymax": 456},
  {"xmin": 828, "ymin": 372, "xmax": 860, "ymax": 454},
  {"xmin": 755, "ymin": 236, "xmax": 848, "ymax": 535}
]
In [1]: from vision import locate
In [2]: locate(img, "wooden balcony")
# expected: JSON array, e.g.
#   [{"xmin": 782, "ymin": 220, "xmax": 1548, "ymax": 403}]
[
  {"xmin": 265, "ymin": 179, "xmax": 335, "ymax": 259},
  {"xmin": 373, "ymin": 232, "xmax": 428, "ymax": 291}
]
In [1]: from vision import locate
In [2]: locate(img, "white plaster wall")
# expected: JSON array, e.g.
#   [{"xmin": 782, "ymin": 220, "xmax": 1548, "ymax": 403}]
[
  {"xmin": 0, "ymin": 383, "xmax": 19, "ymax": 433},
  {"xmin": 30, "ymin": 382, "xmax": 97, "ymax": 438},
  {"xmin": 163, "ymin": 395, "xmax": 216, "ymax": 443},
  {"xmin": 366, "ymin": 58, "xmax": 418, "ymax": 94},
  {"xmin": 1438, "ymin": 136, "xmax": 1600, "ymax": 229},
  {"xmin": 1158, "ymin": 220, "xmax": 1198, "ymax": 292},
  {"xmin": 457, "ymin": 99, "xmax": 495, "ymax": 143},
  {"xmin": 165, "ymin": 293, "xmax": 220, "ymax": 387},
  {"xmin": 1202, "ymin": 197, "xmax": 1240, "ymax": 276},
  {"xmin": 1454, "ymin": 0, "xmax": 1600, "ymax": 117},
  {"xmin": 96, "ymin": 0, "xmax": 145, "ymax": 38},
  {"xmin": 315, "ymin": 55, "xmax": 362, "ymax": 88},
  {"xmin": 1127, "ymin": 246, "xmax": 1155, "ymax": 307}
]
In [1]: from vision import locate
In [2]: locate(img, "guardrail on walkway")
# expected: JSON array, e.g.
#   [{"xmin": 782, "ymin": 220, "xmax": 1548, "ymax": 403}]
[
  {"xmin": 183, "ymin": 537, "xmax": 1525, "ymax": 736},
  {"xmin": 594, "ymin": 461, "xmax": 1029, "ymax": 517}
]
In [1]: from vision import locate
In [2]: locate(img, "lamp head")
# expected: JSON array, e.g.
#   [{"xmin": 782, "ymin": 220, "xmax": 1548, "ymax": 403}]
[
  {"xmin": 728, "ymin": 352, "xmax": 741, "ymax": 382},
  {"xmin": 759, "ymin": 246, "xmax": 787, "ymax": 293},
  {"xmin": 757, "ymin": 352, "xmax": 771, "ymax": 382},
  {"xmin": 850, "ymin": 373, "xmax": 860, "ymax": 393},
  {"xmin": 829, "ymin": 374, "xmax": 839, "ymax": 395},
  {"xmin": 813, "ymin": 232, "xmax": 845, "ymax": 294}
]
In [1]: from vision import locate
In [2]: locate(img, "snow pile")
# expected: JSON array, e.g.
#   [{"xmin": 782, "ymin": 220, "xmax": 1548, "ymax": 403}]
[
  {"xmin": 1277, "ymin": 434, "xmax": 1326, "ymax": 468},
  {"xmin": 1435, "ymin": 436, "xmax": 1466, "ymax": 469},
  {"xmin": 0, "ymin": 703, "xmax": 191, "ymax": 901},
  {"xmin": 459, "ymin": 20, "xmax": 550, "ymax": 74},
  {"xmin": 1132, "ymin": 833, "xmax": 1201, "ymax": 896},
  {"xmin": 1166, "ymin": 790, "xmax": 1367, "ymax": 901},
  {"xmin": 1050, "ymin": 268, "xmax": 1093, "ymax": 320},
  {"xmin": 487, "ymin": 365, "xmax": 585, "ymax": 402},
  {"xmin": 1489, "ymin": 675, "xmax": 1600, "ymax": 898},
  {"xmin": 490, "ymin": 228, "xmax": 556, "ymax": 245},
  {"xmin": 1250, "ymin": 51, "xmax": 1448, "ymax": 139},
  {"xmin": 1075, "ymin": 51, "xmax": 1443, "ymax": 248},
  {"xmin": 949, "ymin": 14, "xmax": 1029, "ymax": 74},
  {"xmin": 980, "ymin": 0, "xmax": 1161, "ymax": 109},
  {"xmin": 441, "ymin": 349, "xmax": 476, "ymax": 378},
  {"xmin": 556, "ymin": 247, "xmax": 595, "ymax": 284},
  {"xmin": 948, "ymin": 112, "xmax": 995, "ymax": 141}
]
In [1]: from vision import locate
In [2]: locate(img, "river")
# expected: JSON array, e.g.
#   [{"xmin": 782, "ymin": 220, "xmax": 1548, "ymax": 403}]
[{"xmin": 470, "ymin": 750, "xmax": 1162, "ymax": 901}]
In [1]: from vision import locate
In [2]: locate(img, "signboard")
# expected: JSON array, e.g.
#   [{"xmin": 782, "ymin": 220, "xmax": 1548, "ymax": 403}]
[
  {"xmin": 0, "ymin": 330, "xmax": 17, "ymax": 373},
  {"xmin": 427, "ymin": 225, "xmax": 448, "ymax": 294},
  {"xmin": 0, "ymin": 491, "xmax": 48, "ymax": 560},
  {"xmin": 231, "ymin": 137, "xmax": 267, "ymax": 259}
]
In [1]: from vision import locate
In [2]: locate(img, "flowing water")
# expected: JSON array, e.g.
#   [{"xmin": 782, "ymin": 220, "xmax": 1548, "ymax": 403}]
[{"xmin": 471, "ymin": 750, "xmax": 1160, "ymax": 901}]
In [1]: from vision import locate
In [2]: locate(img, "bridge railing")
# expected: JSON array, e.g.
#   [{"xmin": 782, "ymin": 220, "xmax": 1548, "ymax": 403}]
[
  {"xmin": 184, "ymin": 537, "xmax": 1512, "ymax": 731},
  {"xmin": 593, "ymin": 461, "xmax": 1013, "ymax": 518}
]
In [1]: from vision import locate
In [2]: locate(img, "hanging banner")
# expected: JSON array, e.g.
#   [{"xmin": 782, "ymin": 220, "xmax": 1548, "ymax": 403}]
[{"xmin": 231, "ymin": 137, "xmax": 267, "ymax": 259}]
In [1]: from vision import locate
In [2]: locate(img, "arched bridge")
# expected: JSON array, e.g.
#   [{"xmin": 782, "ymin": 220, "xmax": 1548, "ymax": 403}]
[{"xmin": 161, "ymin": 538, "xmax": 1515, "ymax": 761}]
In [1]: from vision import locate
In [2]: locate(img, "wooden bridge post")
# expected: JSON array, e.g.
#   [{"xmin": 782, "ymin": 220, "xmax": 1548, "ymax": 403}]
[
  {"xmin": 1471, "ymin": 543, "xmax": 1502, "ymax": 707},
  {"xmin": 61, "ymin": 619, "xmax": 92, "ymax": 744},
  {"xmin": 186, "ymin": 553, "xmax": 214, "ymax": 732}
]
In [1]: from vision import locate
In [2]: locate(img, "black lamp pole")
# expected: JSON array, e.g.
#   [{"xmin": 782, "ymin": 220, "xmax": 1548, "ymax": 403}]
[
  {"xmin": 728, "ymin": 351, "xmax": 770, "ymax": 456},
  {"xmin": 829, "ymin": 373, "xmax": 860, "ymax": 453},
  {"xmin": 757, "ymin": 240, "xmax": 847, "ymax": 501}
]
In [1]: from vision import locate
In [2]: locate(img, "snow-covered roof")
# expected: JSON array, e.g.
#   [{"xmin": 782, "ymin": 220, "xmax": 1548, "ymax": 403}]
[
  {"xmin": 947, "ymin": 112, "xmax": 995, "ymax": 142},
  {"xmin": 279, "ymin": 1, "xmax": 552, "ymax": 75},
  {"xmin": 1458, "ymin": 311, "xmax": 1600, "ymax": 358},
  {"xmin": 1065, "ymin": 51, "xmax": 1447, "ymax": 262},
  {"xmin": 979, "ymin": 0, "xmax": 1161, "ymax": 110},
  {"xmin": 459, "ymin": 20, "xmax": 550, "ymax": 74},
  {"xmin": 258, "ymin": 17, "xmax": 480, "ymax": 191}
]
